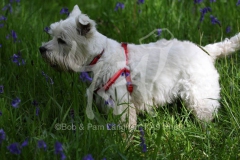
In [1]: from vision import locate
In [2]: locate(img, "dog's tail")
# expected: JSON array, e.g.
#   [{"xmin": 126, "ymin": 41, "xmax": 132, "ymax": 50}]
[{"xmin": 203, "ymin": 33, "xmax": 240, "ymax": 60}]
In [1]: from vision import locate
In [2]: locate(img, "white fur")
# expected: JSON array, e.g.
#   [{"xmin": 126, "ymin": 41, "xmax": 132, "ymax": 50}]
[{"xmin": 40, "ymin": 5, "xmax": 240, "ymax": 127}]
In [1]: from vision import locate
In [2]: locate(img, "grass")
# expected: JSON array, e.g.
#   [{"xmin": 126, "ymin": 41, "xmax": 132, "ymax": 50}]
[{"xmin": 0, "ymin": 0, "xmax": 240, "ymax": 159}]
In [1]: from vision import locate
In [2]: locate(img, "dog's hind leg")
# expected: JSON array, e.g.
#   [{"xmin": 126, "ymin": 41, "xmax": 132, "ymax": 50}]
[{"xmin": 179, "ymin": 70, "xmax": 221, "ymax": 122}]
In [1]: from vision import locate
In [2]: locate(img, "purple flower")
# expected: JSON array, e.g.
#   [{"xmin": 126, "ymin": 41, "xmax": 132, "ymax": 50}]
[
  {"xmin": 37, "ymin": 140, "xmax": 47, "ymax": 151},
  {"xmin": 21, "ymin": 138, "xmax": 28, "ymax": 147},
  {"xmin": 11, "ymin": 30, "xmax": 17, "ymax": 42},
  {"xmin": 237, "ymin": 0, "xmax": 240, "ymax": 6},
  {"xmin": 0, "ymin": 44, "xmax": 2, "ymax": 48},
  {"xmin": 210, "ymin": 15, "xmax": 221, "ymax": 26},
  {"xmin": 11, "ymin": 97, "xmax": 21, "ymax": 108},
  {"xmin": 226, "ymin": 26, "xmax": 231, "ymax": 33},
  {"xmin": 0, "ymin": 24, "xmax": 4, "ymax": 28},
  {"xmin": 55, "ymin": 142, "xmax": 66, "ymax": 160},
  {"xmin": 157, "ymin": 29, "xmax": 162, "ymax": 36},
  {"xmin": 137, "ymin": 0, "xmax": 145, "ymax": 5},
  {"xmin": 139, "ymin": 127, "xmax": 147, "ymax": 152},
  {"xmin": 11, "ymin": 54, "xmax": 20, "ymax": 64},
  {"xmin": 106, "ymin": 123, "xmax": 116, "ymax": 130},
  {"xmin": 83, "ymin": 154, "xmax": 94, "ymax": 160},
  {"xmin": 7, "ymin": 143, "xmax": 21, "ymax": 154},
  {"xmin": 16, "ymin": 0, "xmax": 20, "ymax": 3},
  {"xmin": 105, "ymin": 98, "xmax": 115, "ymax": 107},
  {"xmin": 6, "ymin": 30, "xmax": 18, "ymax": 42},
  {"xmin": 42, "ymin": 71, "xmax": 54, "ymax": 84},
  {"xmin": 80, "ymin": 72, "xmax": 92, "ymax": 82},
  {"xmin": 36, "ymin": 107, "xmax": 40, "ymax": 116},
  {"xmin": 44, "ymin": 26, "xmax": 50, "ymax": 33},
  {"xmin": 11, "ymin": 52, "xmax": 25, "ymax": 66},
  {"xmin": 200, "ymin": 7, "xmax": 212, "ymax": 22},
  {"xmin": 194, "ymin": 0, "xmax": 203, "ymax": 4},
  {"xmin": 0, "ymin": 111, "xmax": 2, "ymax": 116},
  {"xmin": 6, "ymin": 34, "xmax": 10, "ymax": 39},
  {"xmin": 55, "ymin": 142, "xmax": 63, "ymax": 154},
  {"xmin": 210, "ymin": 0, "xmax": 216, "ymax": 2},
  {"xmin": 2, "ymin": 4, "xmax": 12, "ymax": 13},
  {"xmin": 0, "ymin": 85, "xmax": 3, "ymax": 93},
  {"xmin": 0, "ymin": 15, "xmax": 7, "ymax": 21},
  {"xmin": 114, "ymin": 2, "xmax": 125, "ymax": 11},
  {"xmin": 60, "ymin": 7, "xmax": 69, "ymax": 16},
  {"xmin": 0, "ymin": 129, "xmax": 6, "ymax": 144}
]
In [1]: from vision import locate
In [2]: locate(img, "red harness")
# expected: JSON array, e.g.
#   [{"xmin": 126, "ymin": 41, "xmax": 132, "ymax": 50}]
[{"xmin": 92, "ymin": 43, "xmax": 133, "ymax": 93}]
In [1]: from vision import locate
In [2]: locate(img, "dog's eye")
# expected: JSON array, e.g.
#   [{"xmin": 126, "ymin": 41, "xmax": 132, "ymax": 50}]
[{"xmin": 57, "ymin": 38, "xmax": 66, "ymax": 44}]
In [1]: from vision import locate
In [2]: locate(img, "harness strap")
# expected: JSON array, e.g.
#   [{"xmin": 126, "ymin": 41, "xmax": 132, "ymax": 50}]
[
  {"xmin": 89, "ymin": 50, "xmax": 104, "ymax": 65},
  {"xmin": 95, "ymin": 43, "xmax": 133, "ymax": 93}
]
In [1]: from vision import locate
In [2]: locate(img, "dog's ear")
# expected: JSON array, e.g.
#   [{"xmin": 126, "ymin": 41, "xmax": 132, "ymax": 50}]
[
  {"xmin": 70, "ymin": 5, "xmax": 81, "ymax": 17},
  {"xmin": 76, "ymin": 14, "xmax": 96, "ymax": 36}
]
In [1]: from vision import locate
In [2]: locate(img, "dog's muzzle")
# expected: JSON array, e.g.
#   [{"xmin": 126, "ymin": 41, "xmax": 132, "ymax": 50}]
[{"xmin": 39, "ymin": 46, "xmax": 47, "ymax": 55}]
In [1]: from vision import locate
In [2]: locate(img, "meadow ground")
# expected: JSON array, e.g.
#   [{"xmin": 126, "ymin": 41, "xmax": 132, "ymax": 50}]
[{"xmin": 0, "ymin": 0, "xmax": 240, "ymax": 159}]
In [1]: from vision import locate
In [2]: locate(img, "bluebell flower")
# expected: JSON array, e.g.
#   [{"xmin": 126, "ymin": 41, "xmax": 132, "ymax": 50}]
[
  {"xmin": 16, "ymin": 0, "xmax": 20, "ymax": 3},
  {"xmin": 7, "ymin": 143, "xmax": 21, "ymax": 154},
  {"xmin": 0, "ymin": 85, "xmax": 3, "ymax": 93},
  {"xmin": 83, "ymin": 154, "xmax": 94, "ymax": 160},
  {"xmin": 0, "ymin": 111, "xmax": 2, "ymax": 116},
  {"xmin": 137, "ymin": 0, "xmax": 145, "ymax": 5},
  {"xmin": 44, "ymin": 26, "xmax": 50, "ymax": 33},
  {"xmin": 60, "ymin": 7, "xmax": 69, "ymax": 16},
  {"xmin": 55, "ymin": 142, "xmax": 66, "ymax": 160},
  {"xmin": 42, "ymin": 71, "xmax": 54, "ymax": 84},
  {"xmin": 0, "ymin": 44, "xmax": 2, "ymax": 48},
  {"xmin": 0, "ymin": 24, "xmax": 4, "ymax": 28},
  {"xmin": 226, "ymin": 26, "xmax": 231, "ymax": 33},
  {"xmin": 210, "ymin": 0, "xmax": 216, "ymax": 2},
  {"xmin": 200, "ymin": 7, "xmax": 212, "ymax": 22},
  {"xmin": 105, "ymin": 98, "xmax": 115, "ymax": 107},
  {"xmin": 157, "ymin": 29, "xmax": 162, "ymax": 36},
  {"xmin": 80, "ymin": 72, "xmax": 92, "ymax": 82},
  {"xmin": 0, "ymin": 129, "xmax": 6, "ymax": 144},
  {"xmin": 37, "ymin": 140, "xmax": 47, "ymax": 151},
  {"xmin": 194, "ymin": 0, "xmax": 203, "ymax": 4},
  {"xmin": 0, "ymin": 15, "xmax": 7, "ymax": 21},
  {"xmin": 2, "ymin": 4, "xmax": 12, "ymax": 13},
  {"xmin": 36, "ymin": 107, "xmax": 40, "ymax": 116},
  {"xmin": 11, "ymin": 30, "xmax": 17, "ymax": 42},
  {"xmin": 11, "ymin": 54, "xmax": 20, "ymax": 64},
  {"xmin": 11, "ymin": 97, "xmax": 21, "ymax": 108},
  {"xmin": 11, "ymin": 52, "xmax": 25, "ymax": 66},
  {"xmin": 6, "ymin": 30, "xmax": 18, "ymax": 42},
  {"xmin": 115, "ymin": 2, "xmax": 125, "ymax": 11},
  {"xmin": 139, "ymin": 127, "xmax": 147, "ymax": 152},
  {"xmin": 55, "ymin": 142, "xmax": 63, "ymax": 154},
  {"xmin": 106, "ymin": 123, "xmax": 116, "ymax": 130},
  {"xmin": 237, "ymin": 0, "xmax": 240, "ymax": 6},
  {"xmin": 210, "ymin": 15, "xmax": 221, "ymax": 25},
  {"xmin": 21, "ymin": 138, "xmax": 29, "ymax": 147},
  {"xmin": 6, "ymin": 34, "xmax": 10, "ymax": 39}
]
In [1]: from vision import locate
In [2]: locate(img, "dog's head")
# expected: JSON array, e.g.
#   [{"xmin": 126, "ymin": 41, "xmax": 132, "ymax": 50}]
[{"xmin": 39, "ymin": 5, "xmax": 98, "ymax": 72}]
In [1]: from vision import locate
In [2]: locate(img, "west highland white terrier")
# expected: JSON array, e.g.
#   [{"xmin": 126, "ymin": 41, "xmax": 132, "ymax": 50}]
[{"xmin": 39, "ymin": 5, "xmax": 240, "ymax": 127}]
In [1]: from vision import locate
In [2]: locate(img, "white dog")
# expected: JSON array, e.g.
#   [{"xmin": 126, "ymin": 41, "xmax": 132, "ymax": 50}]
[{"xmin": 39, "ymin": 5, "xmax": 240, "ymax": 127}]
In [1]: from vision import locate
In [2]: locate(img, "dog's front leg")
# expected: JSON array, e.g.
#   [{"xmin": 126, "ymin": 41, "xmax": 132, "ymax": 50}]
[
  {"xmin": 115, "ymin": 101, "xmax": 137, "ymax": 129},
  {"xmin": 106, "ymin": 87, "xmax": 137, "ymax": 129}
]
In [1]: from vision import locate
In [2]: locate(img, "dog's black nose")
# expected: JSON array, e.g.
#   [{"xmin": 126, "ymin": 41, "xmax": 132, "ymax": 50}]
[{"xmin": 39, "ymin": 47, "xmax": 47, "ymax": 54}]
